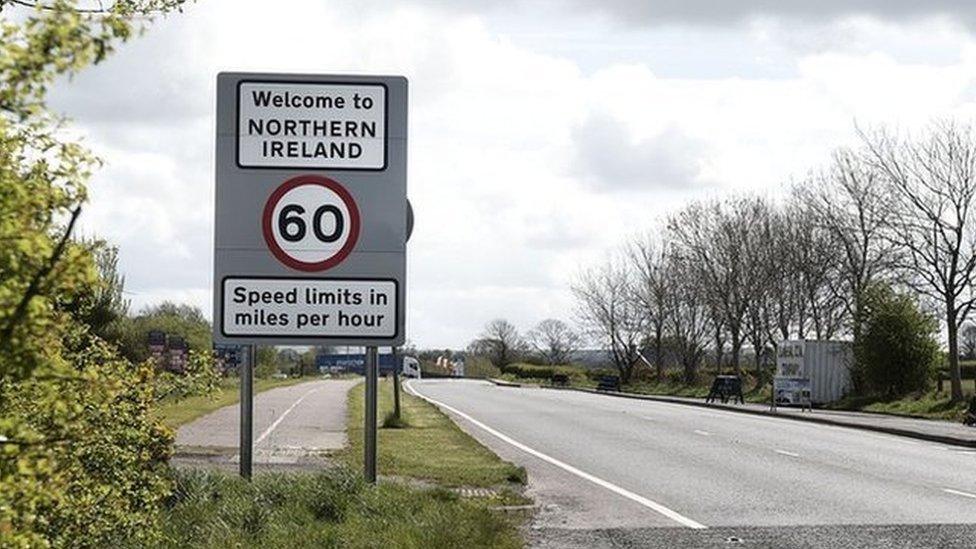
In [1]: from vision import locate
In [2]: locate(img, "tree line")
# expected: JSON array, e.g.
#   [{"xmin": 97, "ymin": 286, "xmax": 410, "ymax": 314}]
[{"xmin": 573, "ymin": 121, "xmax": 976, "ymax": 401}]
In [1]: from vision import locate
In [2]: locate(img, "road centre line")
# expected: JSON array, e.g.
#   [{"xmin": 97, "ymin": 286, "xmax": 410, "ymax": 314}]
[
  {"xmin": 943, "ymin": 488, "xmax": 976, "ymax": 500},
  {"xmin": 405, "ymin": 381, "xmax": 707, "ymax": 529},
  {"xmin": 694, "ymin": 430, "xmax": 711, "ymax": 436},
  {"xmin": 256, "ymin": 385, "xmax": 323, "ymax": 446},
  {"xmin": 774, "ymin": 449, "xmax": 800, "ymax": 457},
  {"xmin": 579, "ymin": 394, "xmax": 923, "ymax": 446}
]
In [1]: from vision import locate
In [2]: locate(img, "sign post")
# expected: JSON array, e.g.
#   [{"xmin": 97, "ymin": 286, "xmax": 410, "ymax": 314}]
[
  {"xmin": 240, "ymin": 344, "xmax": 254, "ymax": 479},
  {"xmin": 213, "ymin": 73, "xmax": 408, "ymax": 482},
  {"xmin": 364, "ymin": 346, "xmax": 378, "ymax": 483}
]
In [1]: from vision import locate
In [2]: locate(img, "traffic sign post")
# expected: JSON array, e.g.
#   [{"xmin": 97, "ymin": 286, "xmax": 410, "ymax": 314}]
[{"xmin": 213, "ymin": 72, "xmax": 408, "ymax": 481}]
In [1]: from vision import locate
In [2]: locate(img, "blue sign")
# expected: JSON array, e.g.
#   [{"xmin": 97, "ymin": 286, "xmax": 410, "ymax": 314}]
[{"xmin": 316, "ymin": 353, "xmax": 399, "ymax": 375}]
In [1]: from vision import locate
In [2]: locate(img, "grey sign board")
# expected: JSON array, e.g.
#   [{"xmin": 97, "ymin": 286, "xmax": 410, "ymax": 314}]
[{"xmin": 213, "ymin": 72, "xmax": 407, "ymax": 346}]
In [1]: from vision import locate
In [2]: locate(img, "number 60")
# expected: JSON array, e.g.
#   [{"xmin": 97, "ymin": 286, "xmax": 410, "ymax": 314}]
[{"xmin": 278, "ymin": 204, "xmax": 344, "ymax": 243}]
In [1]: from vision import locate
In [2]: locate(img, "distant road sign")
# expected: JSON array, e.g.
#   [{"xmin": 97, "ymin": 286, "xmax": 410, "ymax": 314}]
[{"xmin": 213, "ymin": 72, "xmax": 407, "ymax": 347}]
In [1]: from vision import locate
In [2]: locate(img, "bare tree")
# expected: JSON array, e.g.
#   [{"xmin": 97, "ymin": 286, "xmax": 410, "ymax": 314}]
[
  {"xmin": 862, "ymin": 121, "xmax": 976, "ymax": 401},
  {"xmin": 784, "ymin": 192, "xmax": 846, "ymax": 339},
  {"xmin": 743, "ymin": 200, "xmax": 777, "ymax": 382},
  {"xmin": 528, "ymin": 319, "xmax": 581, "ymax": 365},
  {"xmin": 479, "ymin": 319, "xmax": 526, "ymax": 369},
  {"xmin": 669, "ymin": 197, "xmax": 768, "ymax": 375},
  {"xmin": 628, "ymin": 233, "xmax": 671, "ymax": 380},
  {"xmin": 798, "ymin": 149, "xmax": 896, "ymax": 341},
  {"xmin": 572, "ymin": 257, "xmax": 646, "ymax": 383},
  {"xmin": 663, "ymin": 251, "xmax": 710, "ymax": 383}
]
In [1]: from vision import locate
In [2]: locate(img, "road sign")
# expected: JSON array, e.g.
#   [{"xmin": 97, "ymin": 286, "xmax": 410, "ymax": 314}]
[
  {"xmin": 213, "ymin": 72, "xmax": 407, "ymax": 347},
  {"xmin": 262, "ymin": 174, "xmax": 360, "ymax": 271}
]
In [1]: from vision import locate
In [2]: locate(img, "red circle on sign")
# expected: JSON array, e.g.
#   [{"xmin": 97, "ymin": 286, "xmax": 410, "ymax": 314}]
[{"xmin": 262, "ymin": 175, "xmax": 361, "ymax": 272}]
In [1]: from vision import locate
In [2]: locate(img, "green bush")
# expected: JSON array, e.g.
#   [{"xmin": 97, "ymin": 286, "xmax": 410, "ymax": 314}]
[
  {"xmin": 463, "ymin": 354, "xmax": 501, "ymax": 379},
  {"xmin": 500, "ymin": 362, "xmax": 588, "ymax": 382},
  {"xmin": 1, "ymin": 325, "xmax": 175, "ymax": 547},
  {"xmin": 855, "ymin": 284, "xmax": 940, "ymax": 397}
]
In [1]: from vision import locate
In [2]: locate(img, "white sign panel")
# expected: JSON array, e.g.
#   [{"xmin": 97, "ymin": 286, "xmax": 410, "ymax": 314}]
[
  {"xmin": 237, "ymin": 81, "xmax": 387, "ymax": 170},
  {"xmin": 262, "ymin": 175, "xmax": 361, "ymax": 272},
  {"xmin": 221, "ymin": 278, "xmax": 398, "ymax": 339}
]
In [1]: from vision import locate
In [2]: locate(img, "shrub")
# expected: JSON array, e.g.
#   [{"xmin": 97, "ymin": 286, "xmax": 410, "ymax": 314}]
[
  {"xmin": 855, "ymin": 284, "xmax": 940, "ymax": 397},
  {"xmin": 463, "ymin": 354, "xmax": 501, "ymax": 379},
  {"xmin": 500, "ymin": 362, "xmax": 588, "ymax": 382}
]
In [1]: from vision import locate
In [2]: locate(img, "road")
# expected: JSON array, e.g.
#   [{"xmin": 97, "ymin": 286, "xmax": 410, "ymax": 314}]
[
  {"xmin": 407, "ymin": 379, "xmax": 976, "ymax": 549},
  {"xmin": 175, "ymin": 378, "xmax": 358, "ymax": 470}
]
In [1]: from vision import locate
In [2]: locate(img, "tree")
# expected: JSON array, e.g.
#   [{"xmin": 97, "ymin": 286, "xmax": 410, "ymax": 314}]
[
  {"xmin": 669, "ymin": 197, "xmax": 768, "ymax": 375},
  {"xmin": 573, "ymin": 257, "xmax": 646, "ymax": 383},
  {"xmin": 0, "ymin": 2, "xmax": 194, "ymax": 545},
  {"xmin": 527, "ymin": 318, "xmax": 580, "ymax": 366},
  {"xmin": 962, "ymin": 323, "xmax": 976, "ymax": 360},
  {"xmin": 784, "ymin": 192, "xmax": 846, "ymax": 339},
  {"xmin": 797, "ymin": 149, "xmax": 896, "ymax": 342},
  {"xmin": 662, "ymin": 252, "xmax": 709, "ymax": 383},
  {"xmin": 115, "ymin": 301, "xmax": 212, "ymax": 364},
  {"xmin": 628, "ymin": 234, "xmax": 671, "ymax": 379},
  {"xmin": 61, "ymin": 239, "xmax": 130, "ymax": 344},
  {"xmin": 478, "ymin": 319, "xmax": 526, "ymax": 369},
  {"xmin": 856, "ymin": 284, "xmax": 939, "ymax": 397},
  {"xmin": 862, "ymin": 122, "xmax": 976, "ymax": 401},
  {"xmin": 255, "ymin": 346, "xmax": 279, "ymax": 378}
]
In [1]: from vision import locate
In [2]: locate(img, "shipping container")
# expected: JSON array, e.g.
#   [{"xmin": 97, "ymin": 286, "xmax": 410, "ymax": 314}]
[{"xmin": 776, "ymin": 340, "xmax": 853, "ymax": 404}]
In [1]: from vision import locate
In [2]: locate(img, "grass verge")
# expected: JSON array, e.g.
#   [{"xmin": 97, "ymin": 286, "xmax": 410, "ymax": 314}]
[
  {"xmin": 153, "ymin": 467, "xmax": 522, "ymax": 549},
  {"xmin": 154, "ymin": 376, "xmax": 317, "ymax": 429},
  {"xmin": 341, "ymin": 379, "xmax": 527, "ymax": 489},
  {"xmin": 828, "ymin": 390, "xmax": 971, "ymax": 421}
]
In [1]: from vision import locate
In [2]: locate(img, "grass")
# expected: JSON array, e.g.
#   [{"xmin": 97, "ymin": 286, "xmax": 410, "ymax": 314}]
[
  {"xmin": 152, "ymin": 468, "xmax": 522, "ymax": 549},
  {"xmin": 341, "ymin": 379, "xmax": 527, "ymax": 489},
  {"xmin": 154, "ymin": 376, "xmax": 317, "ymax": 429},
  {"xmin": 829, "ymin": 388, "xmax": 973, "ymax": 421}
]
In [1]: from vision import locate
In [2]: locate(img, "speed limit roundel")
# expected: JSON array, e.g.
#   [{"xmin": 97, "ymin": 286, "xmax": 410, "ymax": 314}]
[{"xmin": 261, "ymin": 175, "xmax": 361, "ymax": 272}]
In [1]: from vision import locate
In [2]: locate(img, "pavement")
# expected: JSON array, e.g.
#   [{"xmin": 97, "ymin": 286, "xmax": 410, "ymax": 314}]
[
  {"xmin": 174, "ymin": 378, "xmax": 359, "ymax": 471},
  {"xmin": 407, "ymin": 379, "xmax": 976, "ymax": 549}
]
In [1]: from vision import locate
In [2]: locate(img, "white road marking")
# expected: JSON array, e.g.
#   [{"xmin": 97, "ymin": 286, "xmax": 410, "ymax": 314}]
[
  {"xmin": 582, "ymin": 395, "xmax": 928, "ymax": 447},
  {"xmin": 405, "ymin": 381, "xmax": 707, "ymax": 530},
  {"xmin": 694, "ymin": 430, "xmax": 711, "ymax": 436},
  {"xmin": 255, "ymin": 386, "xmax": 322, "ymax": 446},
  {"xmin": 774, "ymin": 449, "xmax": 800, "ymax": 458},
  {"xmin": 943, "ymin": 488, "xmax": 976, "ymax": 500}
]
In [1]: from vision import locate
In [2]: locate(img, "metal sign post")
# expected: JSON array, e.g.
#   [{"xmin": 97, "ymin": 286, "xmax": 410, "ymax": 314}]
[
  {"xmin": 213, "ymin": 72, "xmax": 408, "ymax": 481},
  {"xmin": 240, "ymin": 344, "xmax": 254, "ymax": 479},
  {"xmin": 364, "ymin": 346, "xmax": 378, "ymax": 483}
]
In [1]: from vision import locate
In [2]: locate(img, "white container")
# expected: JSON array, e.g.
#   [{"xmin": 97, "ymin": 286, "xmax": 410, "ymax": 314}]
[{"xmin": 776, "ymin": 340, "xmax": 853, "ymax": 404}]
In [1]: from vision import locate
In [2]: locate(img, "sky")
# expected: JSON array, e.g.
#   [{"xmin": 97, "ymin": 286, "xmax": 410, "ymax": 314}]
[{"xmin": 44, "ymin": 0, "xmax": 976, "ymax": 348}]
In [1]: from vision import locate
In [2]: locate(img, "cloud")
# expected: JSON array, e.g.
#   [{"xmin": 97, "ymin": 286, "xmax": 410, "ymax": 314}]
[
  {"xmin": 37, "ymin": 0, "xmax": 976, "ymax": 349},
  {"xmin": 563, "ymin": 1, "xmax": 976, "ymax": 28},
  {"xmin": 572, "ymin": 115, "xmax": 710, "ymax": 190}
]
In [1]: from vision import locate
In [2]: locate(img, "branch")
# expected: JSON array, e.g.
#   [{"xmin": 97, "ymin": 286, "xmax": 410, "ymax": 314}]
[{"xmin": 0, "ymin": 206, "xmax": 82, "ymax": 352}]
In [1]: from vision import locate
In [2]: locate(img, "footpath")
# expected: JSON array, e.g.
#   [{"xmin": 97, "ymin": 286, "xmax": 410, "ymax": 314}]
[{"xmin": 490, "ymin": 379, "xmax": 976, "ymax": 448}]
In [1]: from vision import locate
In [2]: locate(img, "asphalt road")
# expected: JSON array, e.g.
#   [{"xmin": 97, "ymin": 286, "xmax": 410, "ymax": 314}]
[
  {"xmin": 175, "ymin": 378, "xmax": 359, "ymax": 469},
  {"xmin": 406, "ymin": 379, "xmax": 976, "ymax": 549}
]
